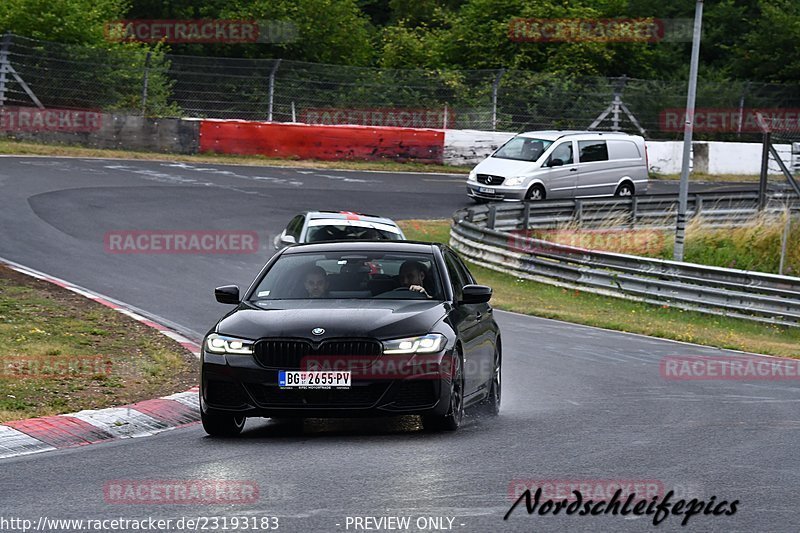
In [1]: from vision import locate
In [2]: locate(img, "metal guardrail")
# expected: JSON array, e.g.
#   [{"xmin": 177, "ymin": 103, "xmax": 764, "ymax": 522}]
[
  {"xmin": 451, "ymin": 191, "xmax": 800, "ymax": 327},
  {"xmin": 470, "ymin": 189, "xmax": 800, "ymax": 231}
]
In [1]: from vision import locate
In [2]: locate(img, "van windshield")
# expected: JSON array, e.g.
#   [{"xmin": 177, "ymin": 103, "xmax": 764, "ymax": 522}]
[{"xmin": 492, "ymin": 137, "xmax": 553, "ymax": 162}]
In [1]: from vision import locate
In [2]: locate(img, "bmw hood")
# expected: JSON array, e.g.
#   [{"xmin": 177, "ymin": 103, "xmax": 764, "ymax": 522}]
[{"xmin": 215, "ymin": 300, "xmax": 448, "ymax": 341}]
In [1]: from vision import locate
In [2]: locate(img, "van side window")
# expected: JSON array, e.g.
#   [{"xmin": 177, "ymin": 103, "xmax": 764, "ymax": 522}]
[
  {"xmin": 548, "ymin": 142, "xmax": 573, "ymax": 165},
  {"xmin": 578, "ymin": 140, "xmax": 609, "ymax": 163},
  {"xmin": 607, "ymin": 140, "xmax": 641, "ymax": 160}
]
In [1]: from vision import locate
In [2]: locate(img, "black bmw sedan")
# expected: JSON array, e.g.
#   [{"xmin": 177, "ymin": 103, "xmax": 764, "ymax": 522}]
[{"xmin": 201, "ymin": 241, "xmax": 501, "ymax": 436}]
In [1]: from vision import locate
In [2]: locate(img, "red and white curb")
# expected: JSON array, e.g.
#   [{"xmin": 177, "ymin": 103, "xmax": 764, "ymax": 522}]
[{"xmin": 0, "ymin": 257, "xmax": 203, "ymax": 460}]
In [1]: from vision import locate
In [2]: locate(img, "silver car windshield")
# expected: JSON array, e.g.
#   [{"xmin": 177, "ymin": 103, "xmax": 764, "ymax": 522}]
[
  {"xmin": 306, "ymin": 224, "xmax": 403, "ymax": 243},
  {"xmin": 493, "ymin": 137, "xmax": 553, "ymax": 162}
]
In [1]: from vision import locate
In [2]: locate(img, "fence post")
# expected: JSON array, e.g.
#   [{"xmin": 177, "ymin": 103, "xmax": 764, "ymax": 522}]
[
  {"xmin": 268, "ymin": 59, "xmax": 281, "ymax": 122},
  {"xmin": 141, "ymin": 50, "xmax": 152, "ymax": 116},
  {"xmin": 574, "ymin": 200, "xmax": 583, "ymax": 224},
  {"xmin": 487, "ymin": 204, "xmax": 496, "ymax": 230},
  {"xmin": 631, "ymin": 197, "xmax": 638, "ymax": 228},
  {"xmin": 779, "ymin": 209, "xmax": 791, "ymax": 275},
  {"xmin": 612, "ymin": 76, "xmax": 626, "ymax": 131},
  {"xmin": 736, "ymin": 81, "xmax": 748, "ymax": 138},
  {"xmin": 0, "ymin": 33, "xmax": 12, "ymax": 108},
  {"xmin": 443, "ymin": 103, "xmax": 448, "ymax": 129},
  {"xmin": 491, "ymin": 69, "xmax": 505, "ymax": 131},
  {"xmin": 759, "ymin": 131, "xmax": 770, "ymax": 210}
]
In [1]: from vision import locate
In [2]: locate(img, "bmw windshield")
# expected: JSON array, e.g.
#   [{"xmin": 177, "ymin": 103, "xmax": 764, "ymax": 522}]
[{"xmin": 249, "ymin": 252, "xmax": 444, "ymax": 300}]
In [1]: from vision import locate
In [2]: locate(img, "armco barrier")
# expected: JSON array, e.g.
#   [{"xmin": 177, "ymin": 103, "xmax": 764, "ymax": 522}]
[
  {"xmin": 198, "ymin": 120, "xmax": 445, "ymax": 163},
  {"xmin": 450, "ymin": 192, "xmax": 800, "ymax": 327}
]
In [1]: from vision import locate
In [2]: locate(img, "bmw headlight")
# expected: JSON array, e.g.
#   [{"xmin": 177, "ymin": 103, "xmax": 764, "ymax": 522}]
[
  {"xmin": 205, "ymin": 333, "xmax": 254, "ymax": 355},
  {"xmin": 504, "ymin": 176, "xmax": 527, "ymax": 187},
  {"xmin": 383, "ymin": 334, "xmax": 446, "ymax": 354}
]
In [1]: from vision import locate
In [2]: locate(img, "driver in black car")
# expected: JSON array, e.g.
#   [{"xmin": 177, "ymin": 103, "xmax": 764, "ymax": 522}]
[
  {"xmin": 304, "ymin": 266, "xmax": 330, "ymax": 298},
  {"xmin": 398, "ymin": 260, "xmax": 432, "ymax": 298}
]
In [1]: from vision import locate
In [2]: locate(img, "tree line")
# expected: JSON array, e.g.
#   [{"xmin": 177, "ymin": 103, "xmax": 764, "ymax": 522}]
[{"xmin": 1, "ymin": 0, "xmax": 798, "ymax": 82}]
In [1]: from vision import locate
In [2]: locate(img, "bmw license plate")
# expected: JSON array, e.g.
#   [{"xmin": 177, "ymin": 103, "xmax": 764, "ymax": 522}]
[
  {"xmin": 279, "ymin": 371, "xmax": 351, "ymax": 389},
  {"xmin": 478, "ymin": 187, "xmax": 495, "ymax": 194}
]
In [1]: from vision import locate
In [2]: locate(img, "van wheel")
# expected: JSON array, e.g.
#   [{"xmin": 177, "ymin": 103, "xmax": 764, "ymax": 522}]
[
  {"xmin": 525, "ymin": 184, "xmax": 545, "ymax": 201},
  {"xmin": 615, "ymin": 182, "xmax": 635, "ymax": 197}
]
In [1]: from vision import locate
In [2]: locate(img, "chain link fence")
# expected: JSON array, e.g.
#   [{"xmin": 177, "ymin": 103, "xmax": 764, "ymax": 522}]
[{"xmin": 2, "ymin": 33, "xmax": 800, "ymax": 142}]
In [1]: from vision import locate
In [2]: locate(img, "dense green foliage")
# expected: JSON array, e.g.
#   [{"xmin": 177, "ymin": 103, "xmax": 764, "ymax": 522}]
[{"xmin": 1, "ymin": 0, "xmax": 798, "ymax": 81}]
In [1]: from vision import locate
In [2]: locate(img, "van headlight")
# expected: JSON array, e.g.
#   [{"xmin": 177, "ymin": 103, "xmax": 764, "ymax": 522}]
[
  {"xmin": 505, "ymin": 176, "xmax": 527, "ymax": 187},
  {"xmin": 468, "ymin": 170, "xmax": 477, "ymax": 182}
]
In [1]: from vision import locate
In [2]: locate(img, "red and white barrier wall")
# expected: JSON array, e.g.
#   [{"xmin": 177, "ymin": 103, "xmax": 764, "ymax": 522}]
[
  {"xmin": 198, "ymin": 120, "xmax": 794, "ymax": 175},
  {"xmin": 5, "ymin": 107, "xmax": 790, "ymax": 173},
  {"xmin": 199, "ymin": 120, "xmax": 445, "ymax": 164}
]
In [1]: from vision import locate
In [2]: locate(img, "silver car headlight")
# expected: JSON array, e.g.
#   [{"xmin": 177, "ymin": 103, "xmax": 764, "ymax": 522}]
[
  {"xmin": 205, "ymin": 333, "xmax": 254, "ymax": 355},
  {"xmin": 383, "ymin": 334, "xmax": 446, "ymax": 354},
  {"xmin": 504, "ymin": 176, "xmax": 527, "ymax": 187}
]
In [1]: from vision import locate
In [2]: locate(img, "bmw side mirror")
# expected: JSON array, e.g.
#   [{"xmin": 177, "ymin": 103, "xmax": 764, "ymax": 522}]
[
  {"xmin": 459, "ymin": 284, "xmax": 492, "ymax": 305},
  {"xmin": 215, "ymin": 285, "xmax": 240, "ymax": 304},
  {"xmin": 547, "ymin": 158, "xmax": 564, "ymax": 167}
]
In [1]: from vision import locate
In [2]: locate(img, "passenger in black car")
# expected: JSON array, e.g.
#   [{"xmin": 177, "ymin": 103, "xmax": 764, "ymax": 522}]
[{"xmin": 304, "ymin": 266, "xmax": 330, "ymax": 298}]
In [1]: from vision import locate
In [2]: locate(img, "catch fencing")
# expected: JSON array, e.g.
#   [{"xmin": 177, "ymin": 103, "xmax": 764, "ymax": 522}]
[{"xmin": 2, "ymin": 33, "xmax": 800, "ymax": 141}]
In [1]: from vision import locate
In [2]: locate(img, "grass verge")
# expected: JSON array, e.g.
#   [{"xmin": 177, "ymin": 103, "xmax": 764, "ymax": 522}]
[
  {"xmin": 0, "ymin": 138, "xmax": 469, "ymax": 174},
  {"xmin": 0, "ymin": 265, "xmax": 198, "ymax": 422},
  {"xmin": 650, "ymin": 172, "xmax": 760, "ymax": 182},
  {"xmin": 398, "ymin": 219, "xmax": 800, "ymax": 358},
  {"xmin": 522, "ymin": 214, "xmax": 800, "ymax": 276}
]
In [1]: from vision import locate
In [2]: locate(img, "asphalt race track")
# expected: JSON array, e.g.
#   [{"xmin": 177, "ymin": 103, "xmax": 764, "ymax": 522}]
[{"xmin": 1, "ymin": 156, "xmax": 797, "ymax": 532}]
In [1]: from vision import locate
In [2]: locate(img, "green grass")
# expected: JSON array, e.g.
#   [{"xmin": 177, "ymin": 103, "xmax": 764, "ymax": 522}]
[
  {"xmin": 683, "ymin": 215, "xmax": 799, "ymax": 275},
  {"xmin": 398, "ymin": 219, "xmax": 800, "ymax": 358},
  {"xmin": 0, "ymin": 267, "xmax": 197, "ymax": 422},
  {"xmin": 0, "ymin": 138, "xmax": 470, "ymax": 174},
  {"xmin": 650, "ymin": 172, "xmax": 760, "ymax": 182}
]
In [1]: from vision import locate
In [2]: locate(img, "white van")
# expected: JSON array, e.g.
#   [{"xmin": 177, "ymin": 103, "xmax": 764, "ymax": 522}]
[{"xmin": 466, "ymin": 130, "xmax": 649, "ymax": 202}]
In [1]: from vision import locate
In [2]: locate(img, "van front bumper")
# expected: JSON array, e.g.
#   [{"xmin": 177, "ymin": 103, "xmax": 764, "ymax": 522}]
[{"xmin": 466, "ymin": 184, "xmax": 527, "ymax": 201}]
